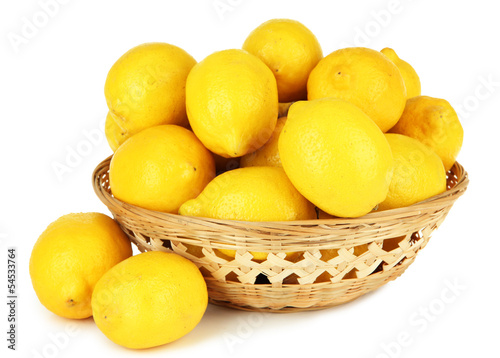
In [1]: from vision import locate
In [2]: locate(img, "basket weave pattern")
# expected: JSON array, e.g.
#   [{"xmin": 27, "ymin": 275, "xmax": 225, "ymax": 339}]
[{"xmin": 93, "ymin": 156, "xmax": 468, "ymax": 312}]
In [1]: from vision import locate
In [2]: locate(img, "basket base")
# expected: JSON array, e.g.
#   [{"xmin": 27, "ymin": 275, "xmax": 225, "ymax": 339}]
[
  {"xmin": 208, "ymin": 295, "xmax": 362, "ymax": 313},
  {"xmin": 204, "ymin": 257, "xmax": 414, "ymax": 312}
]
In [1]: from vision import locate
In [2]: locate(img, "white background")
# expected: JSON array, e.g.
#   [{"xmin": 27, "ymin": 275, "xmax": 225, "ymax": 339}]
[{"xmin": 1, "ymin": 0, "xmax": 499, "ymax": 357}]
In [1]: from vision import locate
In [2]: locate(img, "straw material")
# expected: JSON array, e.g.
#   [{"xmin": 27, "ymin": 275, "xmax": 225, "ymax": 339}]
[{"xmin": 93, "ymin": 156, "xmax": 468, "ymax": 312}]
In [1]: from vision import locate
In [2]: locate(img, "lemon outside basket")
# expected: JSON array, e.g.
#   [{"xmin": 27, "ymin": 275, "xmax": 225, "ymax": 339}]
[{"xmin": 93, "ymin": 156, "xmax": 468, "ymax": 312}]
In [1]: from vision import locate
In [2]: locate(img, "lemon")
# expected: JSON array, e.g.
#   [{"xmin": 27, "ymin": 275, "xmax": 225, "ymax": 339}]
[
  {"xmin": 109, "ymin": 125, "xmax": 215, "ymax": 213},
  {"xmin": 104, "ymin": 42, "xmax": 196, "ymax": 141},
  {"xmin": 243, "ymin": 19, "xmax": 323, "ymax": 102},
  {"xmin": 92, "ymin": 251, "xmax": 208, "ymax": 349},
  {"xmin": 104, "ymin": 111, "xmax": 127, "ymax": 152},
  {"xmin": 378, "ymin": 133, "xmax": 447, "ymax": 210},
  {"xmin": 186, "ymin": 49, "xmax": 278, "ymax": 158},
  {"xmin": 389, "ymin": 96, "xmax": 464, "ymax": 171},
  {"xmin": 29, "ymin": 213, "xmax": 132, "ymax": 319},
  {"xmin": 240, "ymin": 117, "xmax": 286, "ymax": 168},
  {"xmin": 307, "ymin": 47, "xmax": 406, "ymax": 132},
  {"xmin": 179, "ymin": 166, "xmax": 315, "ymax": 221},
  {"xmin": 179, "ymin": 166, "xmax": 316, "ymax": 261},
  {"xmin": 381, "ymin": 47, "xmax": 421, "ymax": 99},
  {"xmin": 279, "ymin": 98, "xmax": 393, "ymax": 218}
]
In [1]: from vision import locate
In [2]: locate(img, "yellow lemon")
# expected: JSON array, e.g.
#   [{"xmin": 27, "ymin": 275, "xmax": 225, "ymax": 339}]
[
  {"xmin": 243, "ymin": 18, "xmax": 323, "ymax": 102},
  {"xmin": 240, "ymin": 117, "xmax": 287, "ymax": 168},
  {"xmin": 307, "ymin": 47, "xmax": 406, "ymax": 132},
  {"xmin": 186, "ymin": 49, "xmax": 278, "ymax": 158},
  {"xmin": 381, "ymin": 47, "xmax": 421, "ymax": 99},
  {"xmin": 279, "ymin": 98, "xmax": 393, "ymax": 218},
  {"xmin": 109, "ymin": 125, "xmax": 215, "ymax": 213},
  {"xmin": 92, "ymin": 251, "xmax": 208, "ymax": 349},
  {"xmin": 104, "ymin": 42, "xmax": 196, "ymax": 140},
  {"xmin": 379, "ymin": 134, "xmax": 447, "ymax": 210},
  {"xmin": 104, "ymin": 111, "xmax": 127, "ymax": 152},
  {"xmin": 179, "ymin": 166, "xmax": 315, "ymax": 221},
  {"xmin": 29, "ymin": 213, "xmax": 132, "ymax": 319},
  {"xmin": 389, "ymin": 96, "xmax": 464, "ymax": 171},
  {"xmin": 179, "ymin": 166, "xmax": 316, "ymax": 261}
]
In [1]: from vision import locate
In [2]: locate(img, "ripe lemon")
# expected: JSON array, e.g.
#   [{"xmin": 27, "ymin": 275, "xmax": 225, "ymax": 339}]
[
  {"xmin": 381, "ymin": 47, "xmax": 421, "ymax": 99},
  {"xmin": 179, "ymin": 166, "xmax": 316, "ymax": 261},
  {"xmin": 307, "ymin": 47, "xmax": 406, "ymax": 132},
  {"xmin": 389, "ymin": 96, "xmax": 464, "ymax": 171},
  {"xmin": 240, "ymin": 117, "xmax": 287, "ymax": 168},
  {"xmin": 243, "ymin": 18, "xmax": 323, "ymax": 102},
  {"xmin": 29, "ymin": 213, "xmax": 132, "ymax": 319},
  {"xmin": 109, "ymin": 125, "xmax": 215, "ymax": 213},
  {"xmin": 104, "ymin": 42, "xmax": 196, "ymax": 142},
  {"xmin": 179, "ymin": 166, "xmax": 315, "ymax": 221},
  {"xmin": 104, "ymin": 111, "xmax": 127, "ymax": 152},
  {"xmin": 186, "ymin": 49, "xmax": 278, "ymax": 158},
  {"xmin": 279, "ymin": 98, "xmax": 393, "ymax": 218},
  {"xmin": 92, "ymin": 251, "xmax": 208, "ymax": 349},
  {"xmin": 378, "ymin": 134, "xmax": 447, "ymax": 211}
]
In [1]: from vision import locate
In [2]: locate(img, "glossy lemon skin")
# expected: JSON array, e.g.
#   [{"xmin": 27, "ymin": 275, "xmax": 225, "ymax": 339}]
[
  {"xmin": 186, "ymin": 49, "xmax": 278, "ymax": 158},
  {"xmin": 29, "ymin": 213, "xmax": 132, "ymax": 319},
  {"xmin": 92, "ymin": 251, "xmax": 208, "ymax": 349},
  {"xmin": 109, "ymin": 125, "xmax": 215, "ymax": 213},
  {"xmin": 105, "ymin": 42, "xmax": 196, "ymax": 138},
  {"xmin": 243, "ymin": 18, "xmax": 323, "ymax": 102},
  {"xmin": 279, "ymin": 98, "xmax": 394, "ymax": 218},
  {"xmin": 389, "ymin": 95, "xmax": 464, "ymax": 171},
  {"xmin": 378, "ymin": 133, "xmax": 447, "ymax": 211},
  {"xmin": 308, "ymin": 47, "xmax": 406, "ymax": 132}
]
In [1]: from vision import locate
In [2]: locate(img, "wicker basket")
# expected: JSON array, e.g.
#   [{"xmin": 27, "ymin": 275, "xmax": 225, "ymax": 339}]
[{"xmin": 92, "ymin": 156, "xmax": 468, "ymax": 312}]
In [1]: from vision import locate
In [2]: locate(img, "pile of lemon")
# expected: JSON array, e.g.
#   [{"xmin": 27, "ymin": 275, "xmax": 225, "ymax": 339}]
[
  {"xmin": 30, "ymin": 18, "xmax": 464, "ymax": 350},
  {"xmin": 105, "ymin": 20, "xmax": 462, "ymax": 220}
]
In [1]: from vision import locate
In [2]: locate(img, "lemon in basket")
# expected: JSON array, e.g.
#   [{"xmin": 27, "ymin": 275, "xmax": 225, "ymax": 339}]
[
  {"xmin": 104, "ymin": 42, "xmax": 196, "ymax": 147},
  {"xmin": 29, "ymin": 213, "xmax": 132, "ymax": 319},
  {"xmin": 92, "ymin": 251, "xmax": 208, "ymax": 349},
  {"xmin": 243, "ymin": 18, "xmax": 323, "ymax": 102},
  {"xmin": 378, "ymin": 133, "xmax": 447, "ymax": 211},
  {"xmin": 179, "ymin": 166, "xmax": 316, "ymax": 261},
  {"xmin": 389, "ymin": 95, "xmax": 464, "ymax": 171},
  {"xmin": 279, "ymin": 98, "xmax": 393, "ymax": 218},
  {"xmin": 307, "ymin": 47, "xmax": 406, "ymax": 132},
  {"xmin": 185, "ymin": 49, "xmax": 278, "ymax": 158},
  {"xmin": 109, "ymin": 125, "xmax": 215, "ymax": 213},
  {"xmin": 380, "ymin": 47, "xmax": 421, "ymax": 99}
]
